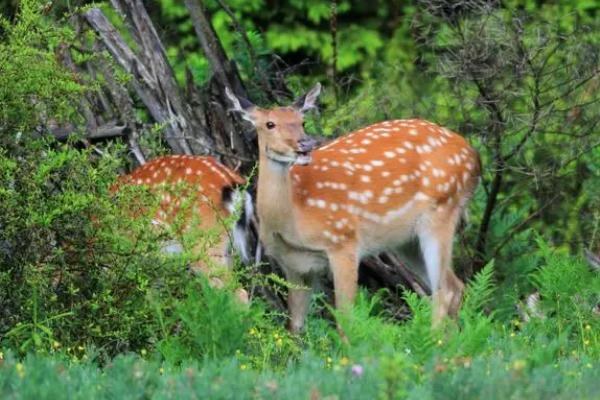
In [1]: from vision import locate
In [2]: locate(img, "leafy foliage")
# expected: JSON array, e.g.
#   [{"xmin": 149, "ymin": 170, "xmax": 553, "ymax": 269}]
[
  {"xmin": 1, "ymin": 246, "xmax": 599, "ymax": 398},
  {"xmin": 0, "ymin": 0, "xmax": 599, "ymax": 398},
  {"xmin": 0, "ymin": 0, "xmax": 83, "ymax": 139}
]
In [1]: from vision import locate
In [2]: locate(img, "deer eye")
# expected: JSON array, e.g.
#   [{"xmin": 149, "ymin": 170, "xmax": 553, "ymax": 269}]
[{"xmin": 266, "ymin": 121, "xmax": 276, "ymax": 129}]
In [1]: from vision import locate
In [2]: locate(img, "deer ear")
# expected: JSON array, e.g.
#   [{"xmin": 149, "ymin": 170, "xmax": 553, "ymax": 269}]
[
  {"xmin": 293, "ymin": 82, "xmax": 321, "ymax": 113},
  {"xmin": 225, "ymin": 87, "xmax": 256, "ymax": 123}
]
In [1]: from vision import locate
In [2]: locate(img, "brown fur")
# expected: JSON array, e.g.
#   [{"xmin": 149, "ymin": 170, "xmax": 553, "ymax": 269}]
[
  {"xmin": 228, "ymin": 86, "xmax": 480, "ymax": 331},
  {"xmin": 116, "ymin": 155, "xmax": 248, "ymax": 303}
]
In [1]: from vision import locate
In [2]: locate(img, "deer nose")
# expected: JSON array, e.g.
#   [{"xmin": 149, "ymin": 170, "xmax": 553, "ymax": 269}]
[{"xmin": 297, "ymin": 137, "xmax": 317, "ymax": 153}]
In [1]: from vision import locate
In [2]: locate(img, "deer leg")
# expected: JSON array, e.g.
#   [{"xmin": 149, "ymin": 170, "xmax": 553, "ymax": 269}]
[
  {"xmin": 190, "ymin": 231, "xmax": 249, "ymax": 304},
  {"xmin": 285, "ymin": 270, "xmax": 312, "ymax": 333},
  {"xmin": 327, "ymin": 246, "xmax": 359, "ymax": 342},
  {"xmin": 328, "ymin": 246, "xmax": 360, "ymax": 310},
  {"xmin": 418, "ymin": 207, "xmax": 463, "ymax": 326}
]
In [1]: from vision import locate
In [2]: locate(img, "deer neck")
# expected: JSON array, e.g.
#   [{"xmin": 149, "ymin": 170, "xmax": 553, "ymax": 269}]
[{"xmin": 256, "ymin": 152, "xmax": 299, "ymax": 239}]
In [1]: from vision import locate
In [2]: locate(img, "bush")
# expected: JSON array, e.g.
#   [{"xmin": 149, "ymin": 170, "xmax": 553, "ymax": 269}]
[
  {"xmin": 0, "ymin": 0, "xmax": 83, "ymax": 141},
  {"xmin": 0, "ymin": 139, "xmax": 209, "ymax": 357}
]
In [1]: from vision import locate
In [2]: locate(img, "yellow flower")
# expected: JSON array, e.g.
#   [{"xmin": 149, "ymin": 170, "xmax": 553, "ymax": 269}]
[
  {"xmin": 159, "ymin": 367, "xmax": 164, "ymax": 375},
  {"xmin": 583, "ymin": 339, "xmax": 590, "ymax": 346},
  {"xmin": 512, "ymin": 360, "xmax": 526, "ymax": 372},
  {"xmin": 340, "ymin": 357, "xmax": 350, "ymax": 366},
  {"xmin": 141, "ymin": 349, "xmax": 147, "ymax": 356},
  {"xmin": 52, "ymin": 341, "xmax": 60, "ymax": 349},
  {"xmin": 437, "ymin": 339, "xmax": 443, "ymax": 346},
  {"xmin": 16, "ymin": 363, "xmax": 25, "ymax": 378},
  {"xmin": 240, "ymin": 364, "xmax": 248, "ymax": 370},
  {"xmin": 276, "ymin": 338, "xmax": 283, "ymax": 347},
  {"xmin": 584, "ymin": 324, "xmax": 591, "ymax": 331}
]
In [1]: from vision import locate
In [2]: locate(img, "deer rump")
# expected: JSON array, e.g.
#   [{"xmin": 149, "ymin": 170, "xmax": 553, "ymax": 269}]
[{"xmin": 115, "ymin": 155, "xmax": 256, "ymax": 273}]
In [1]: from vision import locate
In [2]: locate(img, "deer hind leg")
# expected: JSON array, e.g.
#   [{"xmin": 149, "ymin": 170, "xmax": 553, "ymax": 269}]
[
  {"xmin": 418, "ymin": 206, "xmax": 464, "ymax": 326},
  {"xmin": 191, "ymin": 231, "xmax": 249, "ymax": 304}
]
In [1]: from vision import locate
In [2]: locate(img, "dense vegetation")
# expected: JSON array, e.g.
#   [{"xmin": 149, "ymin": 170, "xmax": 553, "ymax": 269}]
[{"xmin": 0, "ymin": 0, "xmax": 598, "ymax": 398}]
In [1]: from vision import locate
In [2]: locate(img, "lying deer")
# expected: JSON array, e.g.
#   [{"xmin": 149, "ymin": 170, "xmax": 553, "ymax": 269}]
[
  {"xmin": 227, "ymin": 84, "xmax": 480, "ymax": 331},
  {"xmin": 116, "ymin": 155, "xmax": 254, "ymax": 302}
]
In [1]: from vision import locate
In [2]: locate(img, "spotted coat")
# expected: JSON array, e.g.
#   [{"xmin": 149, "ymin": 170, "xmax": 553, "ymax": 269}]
[{"xmin": 290, "ymin": 119, "xmax": 480, "ymax": 247}]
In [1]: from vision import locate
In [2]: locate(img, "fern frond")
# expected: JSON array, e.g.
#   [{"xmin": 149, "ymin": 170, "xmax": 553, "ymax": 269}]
[{"xmin": 462, "ymin": 260, "xmax": 495, "ymax": 314}]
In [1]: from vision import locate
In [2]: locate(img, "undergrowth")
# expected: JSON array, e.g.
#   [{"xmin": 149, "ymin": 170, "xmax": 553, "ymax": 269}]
[{"xmin": 1, "ymin": 247, "xmax": 598, "ymax": 399}]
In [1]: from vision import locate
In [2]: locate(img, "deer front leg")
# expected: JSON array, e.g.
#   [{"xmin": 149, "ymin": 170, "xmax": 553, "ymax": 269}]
[
  {"xmin": 328, "ymin": 248, "xmax": 360, "ymax": 310},
  {"xmin": 285, "ymin": 270, "xmax": 312, "ymax": 333},
  {"xmin": 327, "ymin": 246, "xmax": 359, "ymax": 342}
]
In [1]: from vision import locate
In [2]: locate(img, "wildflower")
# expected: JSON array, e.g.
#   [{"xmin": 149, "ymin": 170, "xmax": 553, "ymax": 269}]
[
  {"xmin": 583, "ymin": 339, "xmax": 590, "ymax": 346},
  {"xmin": 351, "ymin": 364, "xmax": 364, "ymax": 377},
  {"xmin": 340, "ymin": 357, "xmax": 350, "ymax": 366},
  {"xmin": 512, "ymin": 360, "xmax": 526, "ymax": 372},
  {"xmin": 52, "ymin": 341, "xmax": 60, "ymax": 349},
  {"xmin": 436, "ymin": 339, "xmax": 443, "ymax": 346},
  {"xmin": 240, "ymin": 364, "xmax": 248, "ymax": 370},
  {"xmin": 585, "ymin": 324, "xmax": 591, "ymax": 331},
  {"xmin": 141, "ymin": 349, "xmax": 147, "ymax": 356},
  {"xmin": 159, "ymin": 367, "xmax": 164, "ymax": 375},
  {"xmin": 16, "ymin": 362, "xmax": 25, "ymax": 378},
  {"xmin": 276, "ymin": 338, "xmax": 283, "ymax": 347}
]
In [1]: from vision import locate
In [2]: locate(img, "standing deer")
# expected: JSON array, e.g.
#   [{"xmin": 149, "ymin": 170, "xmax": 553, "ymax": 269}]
[
  {"xmin": 116, "ymin": 155, "xmax": 254, "ymax": 301},
  {"xmin": 226, "ymin": 84, "xmax": 480, "ymax": 331}
]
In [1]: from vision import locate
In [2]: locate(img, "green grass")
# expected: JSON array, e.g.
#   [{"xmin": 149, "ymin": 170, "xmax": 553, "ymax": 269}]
[{"xmin": 1, "ymin": 248, "xmax": 599, "ymax": 399}]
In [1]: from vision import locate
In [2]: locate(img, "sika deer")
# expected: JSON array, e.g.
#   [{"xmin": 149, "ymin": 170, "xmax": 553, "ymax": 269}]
[
  {"xmin": 226, "ymin": 84, "xmax": 480, "ymax": 331},
  {"xmin": 116, "ymin": 155, "xmax": 254, "ymax": 301}
]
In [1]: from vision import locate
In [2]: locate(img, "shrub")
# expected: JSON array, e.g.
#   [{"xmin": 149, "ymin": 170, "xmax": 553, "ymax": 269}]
[
  {"xmin": 0, "ymin": 139, "xmax": 203, "ymax": 357},
  {"xmin": 0, "ymin": 0, "xmax": 83, "ymax": 142}
]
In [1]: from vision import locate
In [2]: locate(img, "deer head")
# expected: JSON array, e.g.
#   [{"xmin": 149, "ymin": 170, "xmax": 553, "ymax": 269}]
[{"xmin": 225, "ymin": 85, "xmax": 320, "ymax": 165}]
